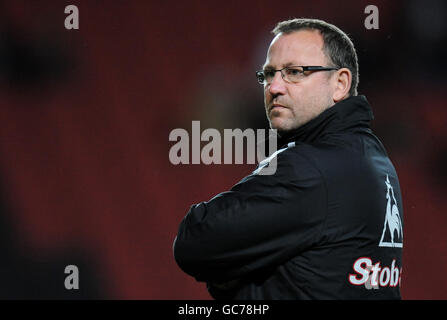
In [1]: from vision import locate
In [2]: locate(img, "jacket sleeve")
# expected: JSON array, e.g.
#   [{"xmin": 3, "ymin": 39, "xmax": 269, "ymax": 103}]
[{"xmin": 173, "ymin": 148, "xmax": 327, "ymax": 283}]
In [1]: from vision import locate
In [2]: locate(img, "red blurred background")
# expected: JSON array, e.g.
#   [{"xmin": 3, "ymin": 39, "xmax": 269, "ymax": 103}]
[{"xmin": 0, "ymin": 0, "xmax": 446, "ymax": 299}]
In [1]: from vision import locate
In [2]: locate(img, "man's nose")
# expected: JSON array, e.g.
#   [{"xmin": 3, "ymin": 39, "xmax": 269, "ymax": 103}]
[{"xmin": 268, "ymin": 71, "xmax": 287, "ymax": 96}]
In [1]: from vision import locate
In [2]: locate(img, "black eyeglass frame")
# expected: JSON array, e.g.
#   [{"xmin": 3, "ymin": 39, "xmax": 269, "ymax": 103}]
[{"xmin": 256, "ymin": 65, "xmax": 340, "ymax": 84}]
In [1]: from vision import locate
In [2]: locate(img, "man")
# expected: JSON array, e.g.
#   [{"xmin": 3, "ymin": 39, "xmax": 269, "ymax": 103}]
[{"xmin": 173, "ymin": 18, "xmax": 404, "ymax": 299}]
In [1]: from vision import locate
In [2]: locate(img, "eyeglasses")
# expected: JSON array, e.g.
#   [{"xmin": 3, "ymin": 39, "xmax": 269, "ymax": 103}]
[{"xmin": 256, "ymin": 65, "xmax": 340, "ymax": 85}]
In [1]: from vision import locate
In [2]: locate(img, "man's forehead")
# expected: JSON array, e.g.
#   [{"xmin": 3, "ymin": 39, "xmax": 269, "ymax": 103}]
[{"xmin": 263, "ymin": 30, "xmax": 326, "ymax": 68}]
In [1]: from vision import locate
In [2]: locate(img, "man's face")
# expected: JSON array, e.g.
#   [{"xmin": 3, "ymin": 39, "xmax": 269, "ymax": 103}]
[{"xmin": 263, "ymin": 30, "xmax": 336, "ymax": 133}]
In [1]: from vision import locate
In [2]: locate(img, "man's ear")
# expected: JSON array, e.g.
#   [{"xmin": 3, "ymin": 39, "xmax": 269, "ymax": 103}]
[{"xmin": 332, "ymin": 68, "xmax": 352, "ymax": 102}]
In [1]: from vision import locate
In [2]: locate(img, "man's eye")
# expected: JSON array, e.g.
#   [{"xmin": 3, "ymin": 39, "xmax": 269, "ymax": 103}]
[
  {"xmin": 286, "ymin": 68, "xmax": 302, "ymax": 76},
  {"xmin": 264, "ymin": 70, "xmax": 275, "ymax": 78}
]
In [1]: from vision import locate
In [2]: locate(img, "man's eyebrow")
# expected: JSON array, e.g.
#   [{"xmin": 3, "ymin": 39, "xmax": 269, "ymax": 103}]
[{"xmin": 262, "ymin": 62, "xmax": 301, "ymax": 70}]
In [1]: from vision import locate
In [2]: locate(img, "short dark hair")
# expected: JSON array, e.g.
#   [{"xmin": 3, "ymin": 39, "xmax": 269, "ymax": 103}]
[{"xmin": 272, "ymin": 18, "xmax": 359, "ymax": 96}]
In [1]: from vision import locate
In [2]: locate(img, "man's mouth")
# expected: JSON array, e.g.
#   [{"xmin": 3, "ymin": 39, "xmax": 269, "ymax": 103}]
[{"xmin": 270, "ymin": 104, "xmax": 287, "ymax": 112}]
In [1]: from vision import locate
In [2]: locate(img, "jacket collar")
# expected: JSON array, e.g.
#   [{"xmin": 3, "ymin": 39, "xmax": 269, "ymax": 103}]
[{"xmin": 277, "ymin": 95, "xmax": 374, "ymax": 147}]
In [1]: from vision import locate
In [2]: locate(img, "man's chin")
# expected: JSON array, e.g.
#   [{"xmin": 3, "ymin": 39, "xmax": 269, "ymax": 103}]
[
  {"xmin": 269, "ymin": 120, "xmax": 301, "ymax": 137},
  {"xmin": 270, "ymin": 119, "xmax": 291, "ymax": 134}
]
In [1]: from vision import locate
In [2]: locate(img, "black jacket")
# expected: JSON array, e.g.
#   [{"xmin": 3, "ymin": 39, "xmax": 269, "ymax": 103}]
[{"xmin": 173, "ymin": 95, "xmax": 404, "ymax": 299}]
